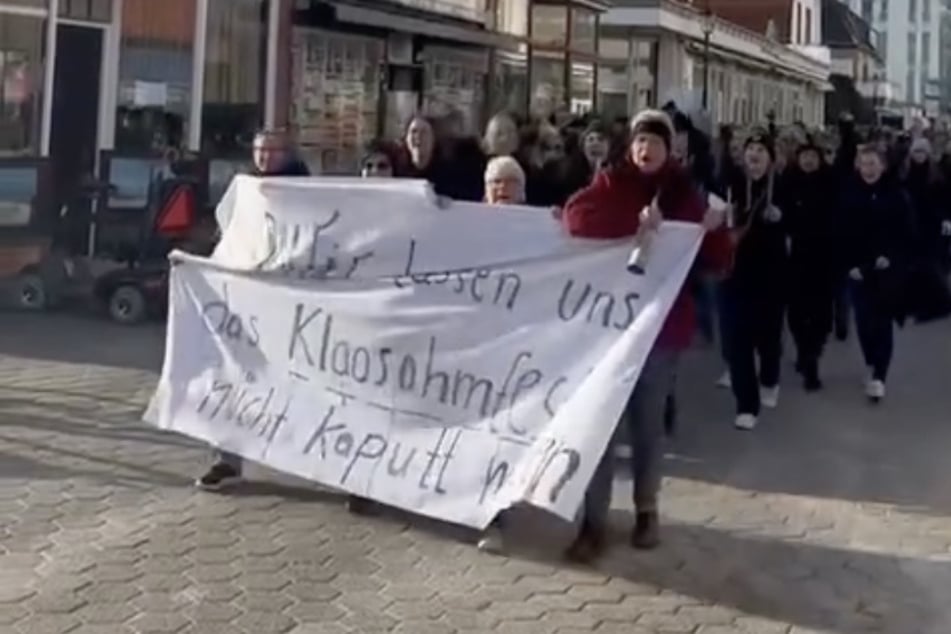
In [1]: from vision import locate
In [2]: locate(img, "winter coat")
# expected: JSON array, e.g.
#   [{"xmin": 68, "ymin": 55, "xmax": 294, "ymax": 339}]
[{"xmin": 561, "ymin": 158, "xmax": 731, "ymax": 350}]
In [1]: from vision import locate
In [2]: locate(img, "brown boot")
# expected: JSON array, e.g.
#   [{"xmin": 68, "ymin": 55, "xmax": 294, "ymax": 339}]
[
  {"xmin": 631, "ymin": 510, "xmax": 660, "ymax": 550},
  {"xmin": 564, "ymin": 523, "xmax": 607, "ymax": 564}
]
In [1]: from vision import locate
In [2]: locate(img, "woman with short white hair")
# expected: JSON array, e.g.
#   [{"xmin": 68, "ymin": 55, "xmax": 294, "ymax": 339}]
[{"xmin": 484, "ymin": 155, "xmax": 526, "ymax": 205}]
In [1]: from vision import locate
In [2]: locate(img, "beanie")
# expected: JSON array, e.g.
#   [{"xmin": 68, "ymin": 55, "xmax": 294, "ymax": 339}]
[
  {"xmin": 744, "ymin": 127, "xmax": 775, "ymax": 160},
  {"xmin": 630, "ymin": 109, "xmax": 674, "ymax": 150}
]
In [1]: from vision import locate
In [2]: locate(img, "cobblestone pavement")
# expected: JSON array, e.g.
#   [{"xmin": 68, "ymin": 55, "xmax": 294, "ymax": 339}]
[{"xmin": 1, "ymin": 312, "xmax": 951, "ymax": 634}]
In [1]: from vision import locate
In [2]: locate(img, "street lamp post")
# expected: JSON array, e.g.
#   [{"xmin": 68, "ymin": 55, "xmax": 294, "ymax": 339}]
[{"xmin": 702, "ymin": 8, "xmax": 715, "ymax": 110}]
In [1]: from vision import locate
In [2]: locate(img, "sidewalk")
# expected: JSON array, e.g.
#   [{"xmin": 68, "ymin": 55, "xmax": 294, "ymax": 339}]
[{"xmin": 0, "ymin": 313, "xmax": 949, "ymax": 633}]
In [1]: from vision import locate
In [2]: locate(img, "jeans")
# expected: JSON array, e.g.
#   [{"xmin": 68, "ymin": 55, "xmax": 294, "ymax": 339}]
[
  {"xmin": 721, "ymin": 282, "xmax": 785, "ymax": 416},
  {"xmin": 851, "ymin": 280, "xmax": 894, "ymax": 381},
  {"xmin": 581, "ymin": 348, "xmax": 679, "ymax": 530},
  {"xmin": 212, "ymin": 448, "xmax": 243, "ymax": 474}
]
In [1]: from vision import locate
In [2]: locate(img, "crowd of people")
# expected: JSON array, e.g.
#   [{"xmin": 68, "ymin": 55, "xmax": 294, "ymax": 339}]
[{"xmin": 199, "ymin": 106, "xmax": 951, "ymax": 564}]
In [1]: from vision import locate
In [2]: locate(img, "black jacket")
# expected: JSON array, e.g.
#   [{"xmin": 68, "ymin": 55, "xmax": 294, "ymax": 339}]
[
  {"xmin": 784, "ymin": 166, "xmax": 839, "ymax": 283},
  {"xmin": 840, "ymin": 176, "xmax": 915, "ymax": 277},
  {"xmin": 725, "ymin": 171, "xmax": 789, "ymax": 295}
]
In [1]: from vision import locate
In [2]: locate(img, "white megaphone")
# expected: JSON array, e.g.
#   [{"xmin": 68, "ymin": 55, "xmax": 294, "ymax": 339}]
[{"xmin": 627, "ymin": 193, "xmax": 661, "ymax": 275}]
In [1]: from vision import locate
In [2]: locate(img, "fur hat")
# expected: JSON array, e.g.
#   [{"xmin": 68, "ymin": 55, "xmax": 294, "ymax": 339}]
[{"xmin": 629, "ymin": 109, "xmax": 675, "ymax": 150}]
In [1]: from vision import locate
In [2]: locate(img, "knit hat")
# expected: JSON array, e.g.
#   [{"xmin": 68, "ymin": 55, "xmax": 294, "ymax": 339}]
[
  {"xmin": 744, "ymin": 127, "xmax": 775, "ymax": 160},
  {"xmin": 630, "ymin": 109, "xmax": 674, "ymax": 150}
]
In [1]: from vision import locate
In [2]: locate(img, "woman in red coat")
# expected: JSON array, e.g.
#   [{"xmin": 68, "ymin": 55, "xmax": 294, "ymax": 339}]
[{"xmin": 560, "ymin": 109, "xmax": 730, "ymax": 561}]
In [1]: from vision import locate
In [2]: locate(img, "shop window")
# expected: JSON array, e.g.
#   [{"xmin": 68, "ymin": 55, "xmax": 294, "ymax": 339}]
[
  {"xmin": 531, "ymin": 4, "xmax": 567, "ymax": 48},
  {"xmin": 596, "ymin": 62, "xmax": 626, "ymax": 120},
  {"xmin": 530, "ymin": 51, "xmax": 565, "ymax": 118},
  {"xmin": 493, "ymin": 48, "xmax": 528, "ymax": 118},
  {"xmin": 201, "ymin": 0, "xmax": 266, "ymax": 158},
  {"xmin": 0, "ymin": 12, "xmax": 44, "ymax": 157},
  {"xmin": 598, "ymin": 37, "xmax": 628, "ymax": 61},
  {"xmin": 59, "ymin": 0, "xmax": 112, "ymax": 21},
  {"xmin": 569, "ymin": 61, "xmax": 593, "ymax": 114},
  {"xmin": 0, "ymin": 166, "xmax": 37, "ymax": 227},
  {"xmin": 289, "ymin": 27, "xmax": 384, "ymax": 175},
  {"xmin": 115, "ymin": 0, "xmax": 196, "ymax": 155},
  {"xmin": 422, "ymin": 47, "xmax": 488, "ymax": 136},
  {"xmin": 495, "ymin": 0, "xmax": 528, "ymax": 37},
  {"xmin": 570, "ymin": 7, "xmax": 596, "ymax": 55}
]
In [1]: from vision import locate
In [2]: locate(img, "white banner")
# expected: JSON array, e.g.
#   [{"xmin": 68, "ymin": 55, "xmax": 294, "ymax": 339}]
[{"xmin": 149, "ymin": 177, "xmax": 703, "ymax": 529}]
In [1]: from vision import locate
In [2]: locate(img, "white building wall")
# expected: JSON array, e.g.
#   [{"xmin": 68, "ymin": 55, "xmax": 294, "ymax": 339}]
[
  {"xmin": 859, "ymin": 0, "xmax": 941, "ymax": 108},
  {"xmin": 791, "ymin": 0, "xmax": 822, "ymax": 44}
]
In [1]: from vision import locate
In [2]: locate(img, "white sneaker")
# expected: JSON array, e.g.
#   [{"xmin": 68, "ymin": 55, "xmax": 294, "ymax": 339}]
[
  {"xmin": 760, "ymin": 385, "xmax": 780, "ymax": 409},
  {"xmin": 477, "ymin": 527, "xmax": 505, "ymax": 554},
  {"xmin": 716, "ymin": 371, "xmax": 732, "ymax": 389},
  {"xmin": 866, "ymin": 379, "xmax": 885, "ymax": 402},
  {"xmin": 734, "ymin": 414, "xmax": 758, "ymax": 430}
]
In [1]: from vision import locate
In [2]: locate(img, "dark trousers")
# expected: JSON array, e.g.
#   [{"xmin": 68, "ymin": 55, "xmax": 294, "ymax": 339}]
[
  {"xmin": 584, "ymin": 348, "xmax": 679, "ymax": 528},
  {"xmin": 721, "ymin": 283, "xmax": 785, "ymax": 416},
  {"xmin": 850, "ymin": 280, "xmax": 894, "ymax": 381},
  {"xmin": 788, "ymin": 277, "xmax": 833, "ymax": 375},
  {"xmin": 715, "ymin": 281, "xmax": 733, "ymax": 365},
  {"xmin": 833, "ymin": 277, "xmax": 851, "ymax": 338}
]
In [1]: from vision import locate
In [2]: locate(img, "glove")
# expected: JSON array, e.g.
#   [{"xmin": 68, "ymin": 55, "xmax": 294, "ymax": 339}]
[
  {"xmin": 875, "ymin": 256, "xmax": 890, "ymax": 270},
  {"xmin": 941, "ymin": 220, "xmax": 951, "ymax": 236},
  {"xmin": 848, "ymin": 268, "xmax": 863, "ymax": 281},
  {"xmin": 763, "ymin": 205, "xmax": 782, "ymax": 223}
]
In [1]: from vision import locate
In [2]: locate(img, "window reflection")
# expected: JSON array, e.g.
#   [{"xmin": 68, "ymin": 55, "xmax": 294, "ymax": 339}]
[
  {"xmin": 0, "ymin": 13, "xmax": 44, "ymax": 157},
  {"xmin": 570, "ymin": 7, "xmax": 596, "ymax": 54},
  {"xmin": 495, "ymin": 0, "xmax": 528, "ymax": 36},
  {"xmin": 115, "ymin": 0, "xmax": 196, "ymax": 154},
  {"xmin": 493, "ymin": 48, "xmax": 528, "ymax": 116},
  {"xmin": 530, "ymin": 52, "xmax": 565, "ymax": 118},
  {"xmin": 0, "ymin": 166, "xmax": 36, "ymax": 226},
  {"xmin": 570, "ymin": 62, "xmax": 593, "ymax": 114},
  {"xmin": 202, "ymin": 0, "xmax": 266, "ymax": 158},
  {"xmin": 531, "ymin": 4, "xmax": 567, "ymax": 47},
  {"xmin": 108, "ymin": 157, "xmax": 163, "ymax": 210}
]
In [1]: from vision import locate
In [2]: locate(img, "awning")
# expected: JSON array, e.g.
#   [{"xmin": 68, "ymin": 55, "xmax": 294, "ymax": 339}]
[{"xmin": 333, "ymin": 3, "xmax": 521, "ymax": 49}]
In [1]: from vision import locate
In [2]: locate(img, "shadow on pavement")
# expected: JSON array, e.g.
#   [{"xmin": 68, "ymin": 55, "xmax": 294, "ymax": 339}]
[
  {"xmin": 658, "ymin": 322, "xmax": 951, "ymax": 518},
  {"xmin": 595, "ymin": 517, "xmax": 951, "ymax": 634},
  {"xmin": 0, "ymin": 311, "xmax": 165, "ymax": 372}
]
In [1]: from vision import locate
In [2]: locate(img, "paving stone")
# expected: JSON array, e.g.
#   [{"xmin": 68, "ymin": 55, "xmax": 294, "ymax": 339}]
[
  {"xmin": 129, "ymin": 612, "xmax": 191, "ymax": 633},
  {"xmin": 2, "ymin": 313, "xmax": 951, "ymax": 634}
]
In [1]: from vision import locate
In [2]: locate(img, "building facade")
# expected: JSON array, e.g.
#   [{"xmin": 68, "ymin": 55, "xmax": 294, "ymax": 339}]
[
  {"xmin": 0, "ymin": 0, "xmax": 614, "ymax": 256},
  {"xmin": 853, "ymin": 0, "xmax": 943, "ymax": 117},
  {"xmin": 600, "ymin": 0, "xmax": 830, "ymax": 128},
  {"xmin": 823, "ymin": 0, "xmax": 888, "ymax": 124}
]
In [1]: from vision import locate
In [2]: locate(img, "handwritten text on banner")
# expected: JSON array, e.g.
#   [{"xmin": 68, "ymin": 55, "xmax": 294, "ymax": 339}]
[{"xmin": 148, "ymin": 177, "xmax": 703, "ymax": 529}]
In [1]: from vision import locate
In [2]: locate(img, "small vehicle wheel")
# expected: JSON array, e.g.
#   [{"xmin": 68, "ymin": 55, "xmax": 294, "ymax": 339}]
[
  {"xmin": 109, "ymin": 285, "xmax": 147, "ymax": 325},
  {"xmin": 14, "ymin": 273, "xmax": 47, "ymax": 311}
]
